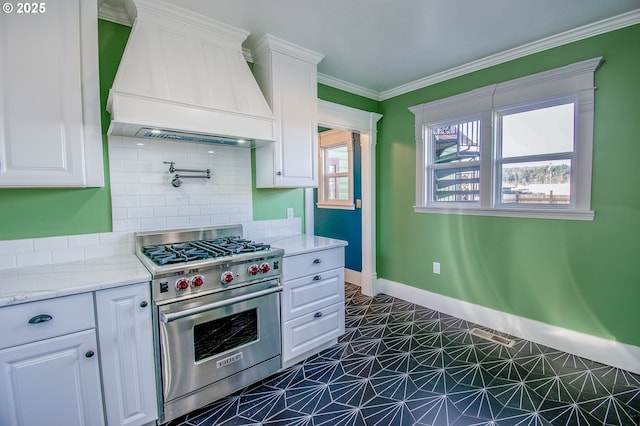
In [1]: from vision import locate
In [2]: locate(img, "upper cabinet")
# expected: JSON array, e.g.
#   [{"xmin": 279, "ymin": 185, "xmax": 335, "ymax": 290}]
[
  {"xmin": 253, "ymin": 35, "xmax": 324, "ymax": 188},
  {"xmin": 0, "ymin": 0, "xmax": 104, "ymax": 187}
]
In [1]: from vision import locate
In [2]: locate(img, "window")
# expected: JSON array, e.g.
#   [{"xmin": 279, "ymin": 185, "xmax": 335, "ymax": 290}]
[
  {"xmin": 411, "ymin": 58, "xmax": 601, "ymax": 220},
  {"xmin": 317, "ymin": 129, "xmax": 354, "ymax": 209}
]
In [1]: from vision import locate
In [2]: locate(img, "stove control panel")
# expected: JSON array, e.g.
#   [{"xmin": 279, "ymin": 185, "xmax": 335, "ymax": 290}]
[{"xmin": 152, "ymin": 256, "xmax": 282, "ymax": 302}]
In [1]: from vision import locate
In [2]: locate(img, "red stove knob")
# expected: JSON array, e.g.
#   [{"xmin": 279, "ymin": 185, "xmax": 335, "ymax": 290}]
[
  {"xmin": 259, "ymin": 262, "xmax": 271, "ymax": 273},
  {"xmin": 175, "ymin": 278, "xmax": 190, "ymax": 291},
  {"xmin": 248, "ymin": 264, "xmax": 260, "ymax": 276},
  {"xmin": 191, "ymin": 275, "xmax": 204, "ymax": 287},
  {"xmin": 221, "ymin": 271, "xmax": 234, "ymax": 284}
]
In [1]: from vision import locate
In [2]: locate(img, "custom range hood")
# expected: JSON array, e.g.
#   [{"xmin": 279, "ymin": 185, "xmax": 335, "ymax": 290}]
[{"xmin": 106, "ymin": 0, "xmax": 275, "ymax": 147}]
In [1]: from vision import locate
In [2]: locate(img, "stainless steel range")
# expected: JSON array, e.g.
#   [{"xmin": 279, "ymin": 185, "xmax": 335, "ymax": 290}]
[{"xmin": 135, "ymin": 225, "xmax": 284, "ymax": 424}]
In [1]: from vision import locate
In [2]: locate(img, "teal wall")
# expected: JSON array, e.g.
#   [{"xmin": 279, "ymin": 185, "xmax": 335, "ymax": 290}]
[{"xmin": 376, "ymin": 23, "xmax": 640, "ymax": 347}]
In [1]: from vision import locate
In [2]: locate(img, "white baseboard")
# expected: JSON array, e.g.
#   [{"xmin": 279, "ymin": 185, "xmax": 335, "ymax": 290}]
[
  {"xmin": 377, "ymin": 278, "xmax": 640, "ymax": 375},
  {"xmin": 344, "ymin": 269, "xmax": 361, "ymax": 286}
]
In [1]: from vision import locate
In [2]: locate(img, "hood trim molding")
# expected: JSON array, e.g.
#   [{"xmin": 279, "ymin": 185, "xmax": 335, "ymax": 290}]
[{"xmin": 106, "ymin": 0, "xmax": 276, "ymax": 145}]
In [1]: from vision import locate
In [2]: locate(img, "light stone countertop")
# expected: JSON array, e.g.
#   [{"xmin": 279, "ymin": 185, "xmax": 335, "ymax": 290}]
[
  {"xmin": 267, "ymin": 234, "xmax": 347, "ymax": 257},
  {"xmin": 0, "ymin": 255, "xmax": 151, "ymax": 307}
]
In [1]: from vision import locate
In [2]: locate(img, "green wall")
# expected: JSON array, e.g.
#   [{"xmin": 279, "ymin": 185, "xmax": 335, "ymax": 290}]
[{"xmin": 377, "ymin": 23, "xmax": 640, "ymax": 347}]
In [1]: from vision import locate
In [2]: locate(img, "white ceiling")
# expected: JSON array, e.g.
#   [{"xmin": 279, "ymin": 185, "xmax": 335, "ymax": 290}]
[{"xmin": 100, "ymin": 0, "xmax": 640, "ymax": 99}]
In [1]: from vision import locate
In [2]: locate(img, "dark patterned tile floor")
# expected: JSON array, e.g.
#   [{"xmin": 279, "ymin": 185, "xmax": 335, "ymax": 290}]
[{"xmin": 167, "ymin": 283, "xmax": 640, "ymax": 425}]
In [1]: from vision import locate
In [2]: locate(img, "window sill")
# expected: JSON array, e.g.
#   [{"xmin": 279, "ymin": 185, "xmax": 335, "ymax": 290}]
[
  {"xmin": 317, "ymin": 203, "xmax": 355, "ymax": 211},
  {"xmin": 413, "ymin": 205, "xmax": 594, "ymax": 221}
]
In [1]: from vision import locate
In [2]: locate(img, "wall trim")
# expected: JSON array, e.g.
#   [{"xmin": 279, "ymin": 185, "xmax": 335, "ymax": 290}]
[
  {"xmin": 317, "ymin": 101, "xmax": 382, "ymax": 297},
  {"xmin": 344, "ymin": 269, "xmax": 361, "ymax": 286},
  {"xmin": 377, "ymin": 278, "xmax": 640, "ymax": 375},
  {"xmin": 380, "ymin": 10, "xmax": 640, "ymax": 100}
]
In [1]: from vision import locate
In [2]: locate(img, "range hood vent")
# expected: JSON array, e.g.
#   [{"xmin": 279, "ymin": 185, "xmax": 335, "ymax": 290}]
[
  {"xmin": 106, "ymin": 0, "xmax": 276, "ymax": 147},
  {"xmin": 135, "ymin": 128, "xmax": 255, "ymax": 147}
]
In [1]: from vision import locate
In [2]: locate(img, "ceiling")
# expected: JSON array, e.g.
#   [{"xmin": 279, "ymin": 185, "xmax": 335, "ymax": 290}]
[{"xmin": 99, "ymin": 0, "xmax": 640, "ymax": 99}]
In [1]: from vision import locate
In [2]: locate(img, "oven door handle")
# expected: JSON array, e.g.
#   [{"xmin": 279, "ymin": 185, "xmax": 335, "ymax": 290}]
[{"xmin": 160, "ymin": 285, "xmax": 283, "ymax": 323}]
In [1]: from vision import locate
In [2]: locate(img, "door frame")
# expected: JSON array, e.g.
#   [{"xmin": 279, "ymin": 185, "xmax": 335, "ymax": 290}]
[{"xmin": 306, "ymin": 100, "xmax": 382, "ymax": 296}]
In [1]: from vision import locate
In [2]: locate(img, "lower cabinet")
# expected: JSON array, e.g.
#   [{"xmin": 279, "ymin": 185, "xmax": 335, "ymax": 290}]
[
  {"xmin": 281, "ymin": 246, "xmax": 345, "ymax": 367},
  {"xmin": 0, "ymin": 285, "xmax": 158, "ymax": 426},
  {"xmin": 96, "ymin": 283, "xmax": 158, "ymax": 426},
  {"xmin": 0, "ymin": 295, "xmax": 105, "ymax": 426}
]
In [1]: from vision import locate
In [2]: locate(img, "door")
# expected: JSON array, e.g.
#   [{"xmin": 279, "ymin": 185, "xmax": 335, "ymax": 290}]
[
  {"xmin": 157, "ymin": 282, "xmax": 281, "ymax": 402},
  {"xmin": 0, "ymin": 330, "xmax": 104, "ymax": 426},
  {"xmin": 314, "ymin": 130, "xmax": 362, "ymax": 274},
  {"xmin": 96, "ymin": 283, "xmax": 158, "ymax": 426}
]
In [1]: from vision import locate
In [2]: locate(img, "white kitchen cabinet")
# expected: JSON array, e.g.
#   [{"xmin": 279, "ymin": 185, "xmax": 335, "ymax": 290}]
[
  {"xmin": 0, "ymin": 295, "xmax": 105, "ymax": 426},
  {"xmin": 253, "ymin": 34, "xmax": 324, "ymax": 188},
  {"xmin": 96, "ymin": 283, "xmax": 157, "ymax": 426},
  {"xmin": 0, "ymin": 0, "xmax": 104, "ymax": 187},
  {"xmin": 281, "ymin": 246, "xmax": 345, "ymax": 367}
]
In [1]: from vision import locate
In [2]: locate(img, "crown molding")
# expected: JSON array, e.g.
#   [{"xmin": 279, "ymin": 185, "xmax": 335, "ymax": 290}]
[
  {"xmin": 98, "ymin": 0, "xmax": 133, "ymax": 26},
  {"xmin": 96, "ymin": 4, "xmax": 640, "ymax": 103},
  {"xmin": 317, "ymin": 73, "xmax": 381, "ymax": 101},
  {"xmin": 379, "ymin": 9, "xmax": 640, "ymax": 100}
]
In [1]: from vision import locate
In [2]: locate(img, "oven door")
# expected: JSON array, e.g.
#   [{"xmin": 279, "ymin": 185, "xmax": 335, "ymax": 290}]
[{"xmin": 158, "ymin": 279, "xmax": 282, "ymax": 403}]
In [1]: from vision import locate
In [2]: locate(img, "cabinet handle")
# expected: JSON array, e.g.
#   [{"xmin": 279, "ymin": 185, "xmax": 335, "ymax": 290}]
[
  {"xmin": 313, "ymin": 312, "xmax": 323, "ymax": 318},
  {"xmin": 85, "ymin": 350, "xmax": 95, "ymax": 358},
  {"xmin": 313, "ymin": 259, "xmax": 321, "ymax": 264},
  {"xmin": 140, "ymin": 301, "xmax": 148, "ymax": 308},
  {"xmin": 313, "ymin": 275, "xmax": 321, "ymax": 281},
  {"xmin": 28, "ymin": 314, "xmax": 53, "ymax": 324}
]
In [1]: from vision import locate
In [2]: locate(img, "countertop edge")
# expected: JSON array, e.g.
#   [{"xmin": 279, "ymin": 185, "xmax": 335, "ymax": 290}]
[
  {"xmin": 0, "ymin": 255, "xmax": 151, "ymax": 307},
  {"xmin": 267, "ymin": 235, "xmax": 348, "ymax": 257}
]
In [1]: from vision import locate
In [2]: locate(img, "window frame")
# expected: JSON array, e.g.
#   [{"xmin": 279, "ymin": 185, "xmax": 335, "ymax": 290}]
[
  {"xmin": 410, "ymin": 57, "xmax": 601, "ymax": 221},
  {"xmin": 317, "ymin": 129, "xmax": 355, "ymax": 210}
]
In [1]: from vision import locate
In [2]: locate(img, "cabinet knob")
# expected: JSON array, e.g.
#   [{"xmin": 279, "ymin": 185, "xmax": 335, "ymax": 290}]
[
  {"xmin": 276, "ymin": 171, "xmax": 282, "ymax": 176},
  {"xmin": 313, "ymin": 312, "xmax": 323, "ymax": 318},
  {"xmin": 28, "ymin": 314, "xmax": 53, "ymax": 324},
  {"xmin": 313, "ymin": 275, "xmax": 321, "ymax": 281},
  {"xmin": 85, "ymin": 350, "xmax": 95, "ymax": 358},
  {"xmin": 140, "ymin": 301, "xmax": 148, "ymax": 308},
  {"xmin": 313, "ymin": 259, "xmax": 321, "ymax": 264}
]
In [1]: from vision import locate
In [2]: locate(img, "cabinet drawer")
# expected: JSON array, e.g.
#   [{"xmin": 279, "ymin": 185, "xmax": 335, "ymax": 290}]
[
  {"xmin": 0, "ymin": 293, "xmax": 95, "ymax": 350},
  {"xmin": 282, "ymin": 267, "xmax": 344, "ymax": 321},
  {"xmin": 283, "ymin": 247, "xmax": 344, "ymax": 281},
  {"xmin": 282, "ymin": 301, "xmax": 345, "ymax": 362}
]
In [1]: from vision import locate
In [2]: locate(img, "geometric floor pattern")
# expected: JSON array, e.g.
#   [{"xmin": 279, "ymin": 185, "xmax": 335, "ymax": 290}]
[{"xmin": 168, "ymin": 283, "xmax": 640, "ymax": 426}]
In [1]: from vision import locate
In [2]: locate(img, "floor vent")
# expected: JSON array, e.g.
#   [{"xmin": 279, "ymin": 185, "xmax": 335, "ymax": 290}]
[{"xmin": 470, "ymin": 328, "xmax": 516, "ymax": 347}]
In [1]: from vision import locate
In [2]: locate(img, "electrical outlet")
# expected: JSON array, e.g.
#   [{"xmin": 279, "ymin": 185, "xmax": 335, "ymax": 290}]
[
  {"xmin": 433, "ymin": 262, "xmax": 441, "ymax": 274},
  {"xmin": 286, "ymin": 208, "xmax": 294, "ymax": 219}
]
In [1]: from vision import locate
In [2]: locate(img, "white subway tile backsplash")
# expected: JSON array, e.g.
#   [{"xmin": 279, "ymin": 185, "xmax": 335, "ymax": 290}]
[
  {"xmin": 16, "ymin": 251, "xmax": 52, "ymax": 268},
  {"xmin": 51, "ymin": 247, "xmax": 85, "ymax": 264},
  {"xmin": 0, "ymin": 239, "xmax": 33, "ymax": 254},
  {"xmin": 0, "ymin": 254, "xmax": 16, "ymax": 269},
  {"xmin": 85, "ymin": 245, "xmax": 116, "ymax": 259},
  {"xmin": 0, "ymin": 136, "xmax": 303, "ymax": 270},
  {"xmin": 165, "ymin": 217, "xmax": 190, "ymax": 229},
  {"xmin": 33, "ymin": 236, "xmax": 68, "ymax": 251},
  {"xmin": 68, "ymin": 234, "xmax": 100, "ymax": 248}
]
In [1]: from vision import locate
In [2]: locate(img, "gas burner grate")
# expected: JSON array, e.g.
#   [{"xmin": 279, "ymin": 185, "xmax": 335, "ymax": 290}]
[{"xmin": 142, "ymin": 237, "xmax": 272, "ymax": 266}]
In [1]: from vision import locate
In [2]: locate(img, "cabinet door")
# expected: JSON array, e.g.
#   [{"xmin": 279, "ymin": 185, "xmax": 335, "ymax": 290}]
[
  {"xmin": 254, "ymin": 41, "xmax": 320, "ymax": 188},
  {"xmin": 272, "ymin": 53, "xmax": 318, "ymax": 187},
  {"xmin": 95, "ymin": 283, "xmax": 157, "ymax": 426},
  {"xmin": 0, "ymin": 0, "xmax": 103, "ymax": 187},
  {"xmin": 0, "ymin": 330, "xmax": 104, "ymax": 426}
]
